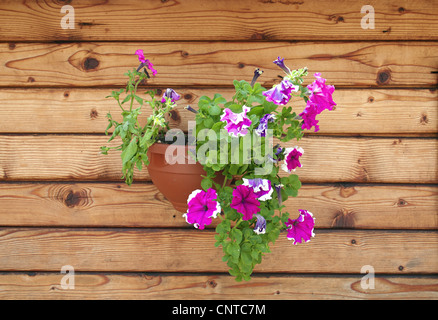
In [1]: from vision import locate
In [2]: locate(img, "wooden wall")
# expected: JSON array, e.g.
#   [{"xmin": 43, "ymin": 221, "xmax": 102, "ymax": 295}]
[{"xmin": 0, "ymin": 0, "xmax": 437, "ymax": 300}]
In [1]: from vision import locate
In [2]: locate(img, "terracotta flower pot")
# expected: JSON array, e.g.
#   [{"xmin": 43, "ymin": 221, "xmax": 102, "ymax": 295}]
[{"xmin": 147, "ymin": 143, "xmax": 225, "ymax": 213}]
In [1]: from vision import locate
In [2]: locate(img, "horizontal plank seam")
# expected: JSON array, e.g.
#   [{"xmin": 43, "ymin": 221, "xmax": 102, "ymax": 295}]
[
  {"xmin": 1, "ymin": 39, "xmax": 438, "ymax": 44},
  {"xmin": 0, "ymin": 133, "xmax": 436, "ymax": 140},
  {"xmin": 0, "ymin": 180, "xmax": 436, "ymax": 187},
  {"xmin": 0, "ymin": 271, "xmax": 437, "ymax": 279},
  {"xmin": 0, "ymin": 226, "xmax": 436, "ymax": 233}
]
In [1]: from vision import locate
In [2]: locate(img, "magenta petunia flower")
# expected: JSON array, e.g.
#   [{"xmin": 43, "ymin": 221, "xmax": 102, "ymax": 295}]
[
  {"xmin": 299, "ymin": 102, "xmax": 320, "ymax": 132},
  {"xmin": 230, "ymin": 185, "xmax": 261, "ymax": 220},
  {"xmin": 285, "ymin": 210, "xmax": 315, "ymax": 245},
  {"xmin": 161, "ymin": 88, "xmax": 181, "ymax": 103},
  {"xmin": 281, "ymin": 146, "xmax": 304, "ymax": 173},
  {"xmin": 135, "ymin": 49, "xmax": 158, "ymax": 76},
  {"xmin": 183, "ymin": 188, "xmax": 221, "ymax": 230},
  {"xmin": 307, "ymin": 73, "xmax": 336, "ymax": 113},
  {"xmin": 135, "ymin": 49, "xmax": 146, "ymax": 63},
  {"xmin": 263, "ymin": 79, "xmax": 298, "ymax": 105},
  {"xmin": 242, "ymin": 178, "xmax": 273, "ymax": 201},
  {"xmin": 220, "ymin": 106, "xmax": 252, "ymax": 137}
]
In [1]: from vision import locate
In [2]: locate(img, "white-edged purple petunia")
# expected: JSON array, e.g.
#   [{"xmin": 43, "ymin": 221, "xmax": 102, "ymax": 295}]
[
  {"xmin": 263, "ymin": 79, "xmax": 298, "ymax": 106},
  {"xmin": 285, "ymin": 209, "xmax": 315, "ymax": 245},
  {"xmin": 220, "ymin": 106, "xmax": 252, "ymax": 137},
  {"xmin": 281, "ymin": 146, "xmax": 304, "ymax": 173},
  {"xmin": 242, "ymin": 178, "xmax": 273, "ymax": 201},
  {"xmin": 183, "ymin": 188, "xmax": 221, "ymax": 230},
  {"xmin": 253, "ymin": 214, "xmax": 266, "ymax": 235},
  {"xmin": 255, "ymin": 113, "xmax": 276, "ymax": 137}
]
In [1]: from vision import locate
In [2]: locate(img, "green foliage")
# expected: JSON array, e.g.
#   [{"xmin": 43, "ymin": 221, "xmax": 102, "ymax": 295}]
[
  {"xmin": 100, "ymin": 68, "xmax": 177, "ymax": 185},
  {"xmin": 194, "ymin": 68, "xmax": 310, "ymax": 281}
]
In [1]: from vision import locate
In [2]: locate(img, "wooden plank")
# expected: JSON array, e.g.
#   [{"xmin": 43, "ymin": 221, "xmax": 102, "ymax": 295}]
[
  {"xmin": 0, "ymin": 183, "xmax": 436, "ymax": 230},
  {"xmin": 0, "ymin": 88, "xmax": 436, "ymax": 135},
  {"xmin": 0, "ymin": 273, "xmax": 436, "ymax": 300},
  {"xmin": 1, "ymin": 42, "xmax": 437, "ymax": 88},
  {"xmin": 0, "ymin": 228, "xmax": 436, "ymax": 274},
  {"xmin": 0, "ymin": 0, "xmax": 437, "ymax": 41},
  {"xmin": 0, "ymin": 135, "xmax": 436, "ymax": 183}
]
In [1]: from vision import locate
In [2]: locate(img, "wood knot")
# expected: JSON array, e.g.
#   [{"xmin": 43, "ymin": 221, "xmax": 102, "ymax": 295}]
[
  {"xmin": 420, "ymin": 113, "xmax": 429, "ymax": 125},
  {"xmin": 208, "ymin": 279, "xmax": 217, "ymax": 288},
  {"xmin": 64, "ymin": 91, "xmax": 70, "ymax": 98},
  {"xmin": 180, "ymin": 51, "xmax": 189, "ymax": 57},
  {"xmin": 377, "ymin": 69, "xmax": 391, "ymax": 85},
  {"xmin": 329, "ymin": 15, "xmax": 345, "ymax": 23},
  {"xmin": 332, "ymin": 208, "xmax": 355, "ymax": 228},
  {"xmin": 184, "ymin": 93, "xmax": 193, "ymax": 101},
  {"xmin": 83, "ymin": 57, "xmax": 99, "ymax": 71},
  {"xmin": 250, "ymin": 33, "xmax": 268, "ymax": 40},
  {"xmin": 339, "ymin": 186, "xmax": 358, "ymax": 198},
  {"xmin": 57, "ymin": 187, "xmax": 91, "ymax": 208},
  {"xmin": 398, "ymin": 7, "xmax": 405, "ymax": 13},
  {"xmin": 8, "ymin": 43, "xmax": 15, "ymax": 50},
  {"xmin": 368, "ymin": 96, "xmax": 374, "ymax": 103},
  {"xmin": 397, "ymin": 198, "xmax": 408, "ymax": 207},
  {"xmin": 169, "ymin": 109, "xmax": 180, "ymax": 121},
  {"xmin": 27, "ymin": 77, "xmax": 35, "ymax": 83},
  {"xmin": 238, "ymin": 63, "xmax": 245, "ymax": 69},
  {"xmin": 90, "ymin": 108, "xmax": 99, "ymax": 119}
]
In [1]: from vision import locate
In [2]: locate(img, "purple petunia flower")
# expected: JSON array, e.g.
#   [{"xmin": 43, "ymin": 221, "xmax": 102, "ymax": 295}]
[
  {"xmin": 230, "ymin": 185, "xmax": 261, "ymax": 220},
  {"xmin": 135, "ymin": 49, "xmax": 158, "ymax": 76},
  {"xmin": 281, "ymin": 146, "xmax": 304, "ymax": 173},
  {"xmin": 161, "ymin": 88, "xmax": 181, "ymax": 103},
  {"xmin": 220, "ymin": 106, "xmax": 252, "ymax": 137},
  {"xmin": 274, "ymin": 183, "xmax": 284, "ymax": 206},
  {"xmin": 183, "ymin": 188, "xmax": 221, "ymax": 230},
  {"xmin": 242, "ymin": 178, "xmax": 273, "ymax": 201},
  {"xmin": 255, "ymin": 113, "xmax": 276, "ymax": 137},
  {"xmin": 307, "ymin": 73, "xmax": 336, "ymax": 114},
  {"xmin": 273, "ymin": 56, "xmax": 291, "ymax": 75},
  {"xmin": 263, "ymin": 79, "xmax": 298, "ymax": 105},
  {"xmin": 253, "ymin": 214, "xmax": 266, "ymax": 235},
  {"xmin": 268, "ymin": 145, "xmax": 283, "ymax": 163},
  {"xmin": 285, "ymin": 210, "xmax": 315, "ymax": 245}
]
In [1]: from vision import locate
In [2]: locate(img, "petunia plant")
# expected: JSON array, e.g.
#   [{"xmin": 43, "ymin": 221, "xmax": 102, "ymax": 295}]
[
  {"xmin": 184, "ymin": 57, "xmax": 336, "ymax": 281},
  {"xmin": 100, "ymin": 50, "xmax": 181, "ymax": 185}
]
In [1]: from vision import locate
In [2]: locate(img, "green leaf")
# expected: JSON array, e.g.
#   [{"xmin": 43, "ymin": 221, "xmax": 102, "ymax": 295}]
[
  {"xmin": 121, "ymin": 137, "xmax": 138, "ymax": 164},
  {"xmin": 209, "ymin": 104, "xmax": 222, "ymax": 116},
  {"xmin": 201, "ymin": 178, "xmax": 213, "ymax": 191},
  {"xmin": 231, "ymin": 228, "xmax": 243, "ymax": 245}
]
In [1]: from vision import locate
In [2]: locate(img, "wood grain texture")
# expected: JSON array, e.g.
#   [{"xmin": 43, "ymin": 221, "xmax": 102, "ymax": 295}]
[
  {"xmin": 0, "ymin": 0, "xmax": 437, "ymax": 41},
  {"xmin": 0, "ymin": 273, "xmax": 436, "ymax": 300},
  {"xmin": 0, "ymin": 88, "xmax": 436, "ymax": 135},
  {"xmin": 0, "ymin": 228, "xmax": 436, "ymax": 274},
  {"xmin": 0, "ymin": 135, "xmax": 435, "ymax": 183},
  {"xmin": 0, "ymin": 183, "xmax": 435, "ymax": 230},
  {"xmin": 1, "ymin": 42, "xmax": 437, "ymax": 88}
]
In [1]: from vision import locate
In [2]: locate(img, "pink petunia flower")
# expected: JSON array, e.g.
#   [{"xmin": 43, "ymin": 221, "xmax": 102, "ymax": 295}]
[
  {"xmin": 263, "ymin": 79, "xmax": 298, "ymax": 105},
  {"xmin": 220, "ymin": 106, "xmax": 252, "ymax": 137},
  {"xmin": 281, "ymin": 146, "xmax": 304, "ymax": 173},
  {"xmin": 135, "ymin": 49, "xmax": 158, "ymax": 76},
  {"xmin": 230, "ymin": 185, "xmax": 261, "ymax": 220},
  {"xmin": 183, "ymin": 188, "xmax": 221, "ymax": 230},
  {"xmin": 285, "ymin": 210, "xmax": 315, "ymax": 245},
  {"xmin": 307, "ymin": 73, "xmax": 336, "ymax": 113},
  {"xmin": 299, "ymin": 102, "xmax": 320, "ymax": 132}
]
